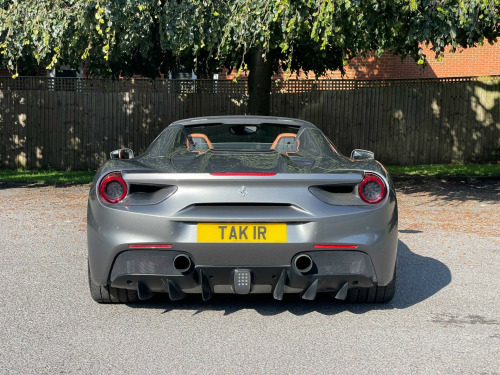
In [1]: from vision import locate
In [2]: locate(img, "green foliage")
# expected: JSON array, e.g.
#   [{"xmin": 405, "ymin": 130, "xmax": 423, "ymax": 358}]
[
  {"xmin": 0, "ymin": 169, "xmax": 95, "ymax": 184},
  {"xmin": 0, "ymin": 0, "xmax": 84, "ymax": 76},
  {"xmin": 0, "ymin": 0, "xmax": 499, "ymax": 77}
]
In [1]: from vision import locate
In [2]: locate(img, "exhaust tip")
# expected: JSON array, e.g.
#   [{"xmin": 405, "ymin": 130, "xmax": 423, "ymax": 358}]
[
  {"xmin": 173, "ymin": 254, "xmax": 192, "ymax": 273},
  {"xmin": 293, "ymin": 254, "xmax": 313, "ymax": 274}
]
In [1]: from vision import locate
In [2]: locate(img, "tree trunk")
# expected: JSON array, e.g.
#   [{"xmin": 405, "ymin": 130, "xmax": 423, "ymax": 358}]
[{"xmin": 247, "ymin": 50, "xmax": 272, "ymax": 116}]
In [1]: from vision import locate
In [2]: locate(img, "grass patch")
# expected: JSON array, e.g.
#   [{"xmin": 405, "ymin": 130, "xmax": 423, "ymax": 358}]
[
  {"xmin": 0, "ymin": 170, "xmax": 95, "ymax": 184},
  {"xmin": 386, "ymin": 163, "xmax": 500, "ymax": 177}
]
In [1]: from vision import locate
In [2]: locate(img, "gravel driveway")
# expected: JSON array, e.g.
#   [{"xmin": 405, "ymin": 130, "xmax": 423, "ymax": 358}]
[{"xmin": 0, "ymin": 179, "xmax": 498, "ymax": 374}]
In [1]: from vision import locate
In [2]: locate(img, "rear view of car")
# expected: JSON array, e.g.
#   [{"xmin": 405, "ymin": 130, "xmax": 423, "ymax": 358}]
[{"xmin": 88, "ymin": 116, "xmax": 398, "ymax": 304}]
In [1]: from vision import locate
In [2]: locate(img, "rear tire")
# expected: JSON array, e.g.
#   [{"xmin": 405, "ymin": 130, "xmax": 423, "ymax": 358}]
[
  {"xmin": 88, "ymin": 263, "xmax": 139, "ymax": 304},
  {"xmin": 346, "ymin": 262, "xmax": 397, "ymax": 303}
]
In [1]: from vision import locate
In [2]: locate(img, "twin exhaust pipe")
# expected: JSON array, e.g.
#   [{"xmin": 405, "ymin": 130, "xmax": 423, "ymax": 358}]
[
  {"xmin": 173, "ymin": 254, "xmax": 192, "ymax": 273},
  {"xmin": 293, "ymin": 254, "xmax": 313, "ymax": 274}
]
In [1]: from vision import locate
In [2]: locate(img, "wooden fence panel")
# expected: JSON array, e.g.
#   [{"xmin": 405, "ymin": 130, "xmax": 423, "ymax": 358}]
[{"xmin": 0, "ymin": 78, "xmax": 498, "ymax": 169}]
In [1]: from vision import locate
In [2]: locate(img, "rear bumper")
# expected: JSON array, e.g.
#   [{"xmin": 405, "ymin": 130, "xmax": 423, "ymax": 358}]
[
  {"xmin": 87, "ymin": 186, "xmax": 398, "ymax": 292},
  {"xmin": 108, "ymin": 249, "xmax": 378, "ymax": 299}
]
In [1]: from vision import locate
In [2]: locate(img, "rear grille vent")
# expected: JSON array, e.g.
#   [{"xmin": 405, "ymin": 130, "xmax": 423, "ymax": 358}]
[
  {"xmin": 309, "ymin": 185, "xmax": 364, "ymax": 206},
  {"xmin": 129, "ymin": 184, "xmax": 165, "ymax": 194},
  {"xmin": 318, "ymin": 185, "xmax": 355, "ymax": 194}
]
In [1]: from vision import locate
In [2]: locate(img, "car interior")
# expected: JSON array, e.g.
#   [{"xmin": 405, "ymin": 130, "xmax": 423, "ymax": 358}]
[{"xmin": 186, "ymin": 132, "xmax": 299, "ymax": 154}]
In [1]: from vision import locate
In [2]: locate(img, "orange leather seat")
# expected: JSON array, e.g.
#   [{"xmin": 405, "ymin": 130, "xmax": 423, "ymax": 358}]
[
  {"xmin": 270, "ymin": 133, "xmax": 299, "ymax": 154},
  {"xmin": 186, "ymin": 133, "xmax": 213, "ymax": 153}
]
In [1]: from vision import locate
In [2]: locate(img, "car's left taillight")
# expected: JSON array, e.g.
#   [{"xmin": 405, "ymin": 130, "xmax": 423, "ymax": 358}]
[{"xmin": 99, "ymin": 172, "xmax": 128, "ymax": 203}]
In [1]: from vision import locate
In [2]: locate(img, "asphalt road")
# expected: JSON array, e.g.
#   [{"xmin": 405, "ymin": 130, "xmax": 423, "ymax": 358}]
[{"xmin": 0, "ymin": 180, "xmax": 498, "ymax": 374}]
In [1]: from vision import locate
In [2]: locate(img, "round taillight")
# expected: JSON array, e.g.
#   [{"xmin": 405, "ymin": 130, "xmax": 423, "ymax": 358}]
[
  {"xmin": 358, "ymin": 173, "xmax": 386, "ymax": 204},
  {"xmin": 99, "ymin": 172, "xmax": 127, "ymax": 203}
]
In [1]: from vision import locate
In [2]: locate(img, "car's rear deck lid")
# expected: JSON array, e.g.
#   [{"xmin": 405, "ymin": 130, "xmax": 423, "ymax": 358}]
[{"xmin": 122, "ymin": 172, "xmax": 364, "ymax": 186}]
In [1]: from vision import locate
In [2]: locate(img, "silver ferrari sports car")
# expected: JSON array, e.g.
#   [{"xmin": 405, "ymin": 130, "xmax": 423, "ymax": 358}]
[{"xmin": 88, "ymin": 116, "xmax": 398, "ymax": 304}]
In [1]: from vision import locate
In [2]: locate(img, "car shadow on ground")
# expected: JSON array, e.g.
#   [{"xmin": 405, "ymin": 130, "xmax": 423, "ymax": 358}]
[
  {"xmin": 395, "ymin": 178, "xmax": 499, "ymax": 204},
  {"xmin": 127, "ymin": 239, "xmax": 451, "ymax": 316}
]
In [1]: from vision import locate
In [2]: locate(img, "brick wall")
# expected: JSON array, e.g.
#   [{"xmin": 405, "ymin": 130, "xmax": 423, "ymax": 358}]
[{"xmin": 220, "ymin": 39, "xmax": 500, "ymax": 80}]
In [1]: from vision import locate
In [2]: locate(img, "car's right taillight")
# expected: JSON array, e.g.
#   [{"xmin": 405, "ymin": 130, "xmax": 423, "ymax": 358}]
[
  {"xmin": 99, "ymin": 172, "xmax": 128, "ymax": 203},
  {"xmin": 358, "ymin": 173, "xmax": 387, "ymax": 204}
]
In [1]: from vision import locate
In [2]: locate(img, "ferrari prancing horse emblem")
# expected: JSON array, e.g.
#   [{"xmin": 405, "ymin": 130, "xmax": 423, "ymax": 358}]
[{"xmin": 238, "ymin": 186, "xmax": 248, "ymax": 197}]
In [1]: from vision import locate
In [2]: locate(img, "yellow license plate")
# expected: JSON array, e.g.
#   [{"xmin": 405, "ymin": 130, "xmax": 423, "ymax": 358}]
[{"xmin": 197, "ymin": 223, "xmax": 287, "ymax": 243}]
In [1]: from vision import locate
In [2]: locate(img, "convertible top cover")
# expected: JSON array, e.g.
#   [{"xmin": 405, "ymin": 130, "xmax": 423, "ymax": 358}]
[{"xmin": 131, "ymin": 116, "xmax": 365, "ymax": 174}]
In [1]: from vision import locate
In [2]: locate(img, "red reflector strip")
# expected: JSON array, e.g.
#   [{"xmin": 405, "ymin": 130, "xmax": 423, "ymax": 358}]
[
  {"xmin": 210, "ymin": 172, "xmax": 276, "ymax": 176},
  {"xmin": 314, "ymin": 244, "xmax": 358, "ymax": 249},
  {"xmin": 128, "ymin": 244, "xmax": 172, "ymax": 249}
]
